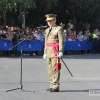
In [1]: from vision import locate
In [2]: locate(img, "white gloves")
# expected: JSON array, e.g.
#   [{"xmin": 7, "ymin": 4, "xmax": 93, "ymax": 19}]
[
  {"xmin": 58, "ymin": 52, "xmax": 63, "ymax": 58},
  {"xmin": 43, "ymin": 52, "xmax": 63, "ymax": 59},
  {"xmin": 43, "ymin": 54, "xmax": 46, "ymax": 59}
]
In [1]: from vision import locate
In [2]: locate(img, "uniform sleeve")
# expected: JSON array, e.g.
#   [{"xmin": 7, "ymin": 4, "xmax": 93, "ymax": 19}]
[
  {"xmin": 58, "ymin": 27, "xmax": 64, "ymax": 52},
  {"xmin": 44, "ymin": 30, "xmax": 47, "ymax": 54}
]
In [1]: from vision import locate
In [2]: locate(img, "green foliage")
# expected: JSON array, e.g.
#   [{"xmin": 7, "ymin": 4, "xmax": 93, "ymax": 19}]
[
  {"xmin": 0, "ymin": 0, "xmax": 36, "ymax": 27},
  {"xmin": 1, "ymin": 0, "xmax": 100, "ymax": 29},
  {"xmin": 66, "ymin": 0, "xmax": 100, "ymax": 23},
  {"xmin": 0, "ymin": 0, "xmax": 35, "ymax": 12},
  {"xmin": 25, "ymin": 0, "xmax": 58, "ymax": 26}
]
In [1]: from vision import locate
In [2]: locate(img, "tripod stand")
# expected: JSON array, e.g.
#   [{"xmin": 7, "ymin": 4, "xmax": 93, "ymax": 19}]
[{"xmin": 6, "ymin": 39, "xmax": 35, "ymax": 92}]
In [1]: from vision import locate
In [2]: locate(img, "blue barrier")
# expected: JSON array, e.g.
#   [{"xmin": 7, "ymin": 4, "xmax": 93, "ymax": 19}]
[
  {"xmin": 0, "ymin": 40, "xmax": 13, "ymax": 51},
  {"xmin": 0, "ymin": 40, "xmax": 43, "ymax": 51},
  {"xmin": 0, "ymin": 40, "xmax": 92, "ymax": 51},
  {"xmin": 18, "ymin": 40, "xmax": 43, "ymax": 51},
  {"xmin": 64, "ymin": 41, "xmax": 92, "ymax": 50}
]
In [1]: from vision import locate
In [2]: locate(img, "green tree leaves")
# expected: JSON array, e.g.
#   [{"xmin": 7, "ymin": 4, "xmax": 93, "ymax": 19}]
[
  {"xmin": 0, "ymin": 0, "xmax": 35, "ymax": 12},
  {"xmin": 0, "ymin": 0, "xmax": 100, "ymax": 29}
]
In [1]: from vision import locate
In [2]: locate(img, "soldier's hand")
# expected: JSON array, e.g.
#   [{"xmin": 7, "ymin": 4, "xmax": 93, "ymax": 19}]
[
  {"xmin": 43, "ymin": 54, "xmax": 46, "ymax": 59},
  {"xmin": 57, "ymin": 52, "xmax": 63, "ymax": 58}
]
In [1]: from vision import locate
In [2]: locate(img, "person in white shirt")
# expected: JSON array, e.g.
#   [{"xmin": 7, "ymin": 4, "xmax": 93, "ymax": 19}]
[
  {"xmin": 67, "ymin": 35, "xmax": 72, "ymax": 41},
  {"xmin": 34, "ymin": 30, "xmax": 41, "ymax": 41},
  {"xmin": 77, "ymin": 31, "xmax": 84, "ymax": 41}
]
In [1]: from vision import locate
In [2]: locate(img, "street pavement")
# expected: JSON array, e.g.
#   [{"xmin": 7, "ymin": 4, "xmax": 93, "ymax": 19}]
[{"xmin": 0, "ymin": 54, "xmax": 100, "ymax": 100}]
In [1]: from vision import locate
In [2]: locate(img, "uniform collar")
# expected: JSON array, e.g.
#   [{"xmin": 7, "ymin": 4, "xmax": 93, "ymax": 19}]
[{"xmin": 49, "ymin": 24, "xmax": 56, "ymax": 29}]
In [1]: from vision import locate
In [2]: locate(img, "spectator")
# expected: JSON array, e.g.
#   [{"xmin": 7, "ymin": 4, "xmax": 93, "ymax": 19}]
[
  {"xmin": 2, "ymin": 31, "xmax": 7, "ymax": 40},
  {"xmin": 98, "ymin": 32, "xmax": 100, "ymax": 54},
  {"xmin": 70, "ymin": 33, "xmax": 76, "ymax": 41},
  {"xmin": 32, "ymin": 29, "xmax": 35, "ymax": 34},
  {"xmin": 40, "ymin": 31, "xmax": 45, "ymax": 41},
  {"xmin": 67, "ymin": 34, "xmax": 72, "ymax": 41},
  {"xmin": 83, "ymin": 31, "xmax": 89, "ymax": 41},
  {"xmin": 95, "ymin": 28, "xmax": 99, "ymax": 35},
  {"xmin": 91, "ymin": 31, "xmax": 98, "ymax": 54},
  {"xmin": 63, "ymin": 29, "xmax": 67, "ymax": 42},
  {"xmin": 0, "ymin": 28, "xmax": 3, "ymax": 40},
  {"xmin": 77, "ymin": 31, "xmax": 84, "ymax": 41},
  {"xmin": 73, "ymin": 30, "xmax": 77, "ymax": 40},
  {"xmin": 0, "ymin": 29, "xmax": 2, "ymax": 35},
  {"xmin": 6, "ymin": 33, "xmax": 12, "ymax": 41},
  {"xmin": 34, "ymin": 30, "xmax": 41, "ymax": 41}
]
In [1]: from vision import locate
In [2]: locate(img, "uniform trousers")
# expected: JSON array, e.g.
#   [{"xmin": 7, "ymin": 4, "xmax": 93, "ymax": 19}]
[{"xmin": 46, "ymin": 57, "xmax": 60, "ymax": 89}]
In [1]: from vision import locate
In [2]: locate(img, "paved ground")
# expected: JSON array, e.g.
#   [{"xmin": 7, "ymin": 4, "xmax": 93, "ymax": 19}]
[{"xmin": 0, "ymin": 54, "xmax": 100, "ymax": 100}]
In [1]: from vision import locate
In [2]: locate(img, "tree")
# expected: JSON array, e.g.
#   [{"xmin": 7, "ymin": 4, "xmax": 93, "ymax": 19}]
[
  {"xmin": 0, "ymin": 0, "xmax": 35, "ymax": 27},
  {"xmin": 65, "ymin": 0, "xmax": 100, "ymax": 32},
  {"xmin": 45, "ymin": 0, "xmax": 100, "ymax": 31},
  {"xmin": 25, "ymin": 0, "xmax": 58, "ymax": 27},
  {"xmin": 0, "ymin": 0, "xmax": 100, "ymax": 31}
]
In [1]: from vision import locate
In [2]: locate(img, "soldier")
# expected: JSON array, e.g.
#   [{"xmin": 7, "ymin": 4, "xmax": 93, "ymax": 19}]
[{"xmin": 43, "ymin": 14, "xmax": 64, "ymax": 92}]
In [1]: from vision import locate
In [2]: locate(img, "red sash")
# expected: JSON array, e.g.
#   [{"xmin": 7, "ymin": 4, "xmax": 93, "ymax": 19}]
[
  {"xmin": 47, "ymin": 42, "xmax": 61, "ymax": 70},
  {"xmin": 46, "ymin": 42, "xmax": 59, "ymax": 56}
]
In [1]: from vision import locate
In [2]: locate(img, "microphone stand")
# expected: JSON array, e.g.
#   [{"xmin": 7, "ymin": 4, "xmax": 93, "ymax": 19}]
[{"xmin": 6, "ymin": 39, "xmax": 35, "ymax": 92}]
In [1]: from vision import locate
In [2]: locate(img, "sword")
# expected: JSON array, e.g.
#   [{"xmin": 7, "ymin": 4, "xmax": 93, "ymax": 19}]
[
  {"xmin": 60, "ymin": 58, "xmax": 73, "ymax": 77},
  {"xmin": 54, "ymin": 47, "xmax": 73, "ymax": 77}
]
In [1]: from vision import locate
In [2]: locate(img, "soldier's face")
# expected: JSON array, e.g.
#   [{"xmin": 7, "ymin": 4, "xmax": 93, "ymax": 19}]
[{"xmin": 47, "ymin": 19, "xmax": 56, "ymax": 27}]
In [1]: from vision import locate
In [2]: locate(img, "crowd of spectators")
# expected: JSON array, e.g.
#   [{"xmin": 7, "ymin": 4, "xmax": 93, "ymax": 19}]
[
  {"xmin": 63, "ymin": 28, "xmax": 100, "ymax": 55},
  {"xmin": 0, "ymin": 26, "xmax": 100, "ymax": 56},
  {"xmin": 0, "ymin": 26, "xmax": 46, "ymax": 56},
  {"xmin": 0, "ymin": 26, "xmax": 45, "ymax": 42},
  {"xmin": 64, "ymin": 28, "xmax": 91, "ymax": 42}
]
